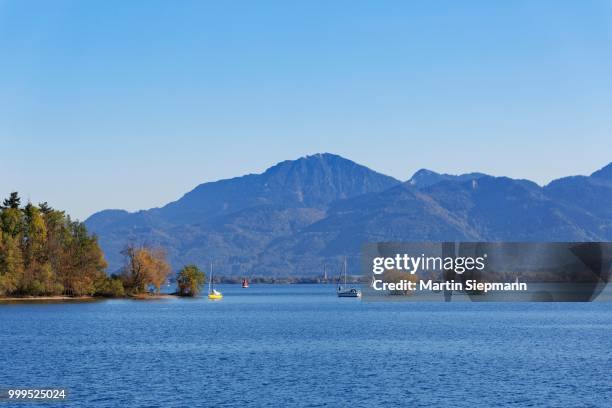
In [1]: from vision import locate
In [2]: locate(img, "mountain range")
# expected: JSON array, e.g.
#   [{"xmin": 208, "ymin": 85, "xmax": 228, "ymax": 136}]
[{"xmin": 85, "ymin": 153, "xmax": 612, "ymax": 276}]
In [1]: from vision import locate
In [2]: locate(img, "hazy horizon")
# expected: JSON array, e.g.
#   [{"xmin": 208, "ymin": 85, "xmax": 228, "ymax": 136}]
[{"xmin": 2, "ymin": 1, "xmax": 612, "ymax": 219}]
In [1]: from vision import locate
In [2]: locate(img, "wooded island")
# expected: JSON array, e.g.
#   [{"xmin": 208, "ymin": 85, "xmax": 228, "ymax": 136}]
[{"xmin": 0, "ymin": 192, "xmax": 205, "ymax": 299}]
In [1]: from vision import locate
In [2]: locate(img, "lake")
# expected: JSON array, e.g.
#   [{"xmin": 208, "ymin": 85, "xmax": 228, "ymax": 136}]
[{"xmin": 1, "ymin": 284, "xmax": 611, "ymax": 407}]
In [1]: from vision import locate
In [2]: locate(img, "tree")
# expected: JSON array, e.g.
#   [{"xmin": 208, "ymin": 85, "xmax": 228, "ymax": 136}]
[
  {"xmin": 1, "ymin": 192, "xmax": 20, "ymax": 209},
  {"xmin": 176, "ymin": 264, "xmax": 206, "ymax": 297},
  {"xmin": 38, "ymin": 202, "xmax": 53, "ymax": 215},
  {"xmin": 148, "ymin": 248, "xmax": 171, "ymax": 294},
  {"xmin": 0, "ymin": 233, "xmax": 24, "ymax": 295},
  {"xmin": 0, "ymin": 203, "xmax": 24, "ymax": 295},
  {"xmin": 42, "ymin": 208, "xmax": 69, "ymax": 288},
  {"xmin": 0, "ymin": 207, "xmax": 23, "ymax": 238},
  {"xmin": 22, "ymin": 203, "xmax": 49, "ymax": 293},
  {"xmin": 121, "ymin": 244, "xmax": 171, "ymax": 295},
  {"xmin": 121, "ymin": 244, "xmax": 147, "ymax": 293},
  {"xmin": 62, "ymin": 222, "xmax": 107, "ymax": 296},
  {"xmin": 94, "ymin": 273, "xmax": 125, "ymax": 297}
]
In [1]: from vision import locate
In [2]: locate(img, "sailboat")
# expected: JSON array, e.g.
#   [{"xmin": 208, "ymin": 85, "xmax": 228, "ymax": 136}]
[
  {"xmin": 208, "ymin": 261, "xmax": 223, "ymax": 300},
  {"xmin": 337, "ymin": 258, "xmax": 361, "ymax": 298}
]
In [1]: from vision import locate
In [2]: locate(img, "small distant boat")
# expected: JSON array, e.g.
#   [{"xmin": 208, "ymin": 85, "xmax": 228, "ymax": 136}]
[
  {"xmin": 208, "ymin": 289, "xmax": 223, "ymax": 299},
  {"xmin": 208, "ymin": 262, "xmax": 223, "ymax": 300},
  {"xmin": 337, "ymin": 258, "xmax": 361, "ymax": 298},
  {"xmin": 338, "ymin": 288, "xmax": 361, "ymax": 297},
  {"xmin": 242, "ymin": 278, "xmax": 249, "ymax": 288}
]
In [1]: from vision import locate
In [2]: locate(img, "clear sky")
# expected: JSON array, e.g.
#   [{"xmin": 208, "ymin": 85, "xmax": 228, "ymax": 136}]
[{"xmin": 1, "ymin": 0, "xmax": 611, "ymax": 220}]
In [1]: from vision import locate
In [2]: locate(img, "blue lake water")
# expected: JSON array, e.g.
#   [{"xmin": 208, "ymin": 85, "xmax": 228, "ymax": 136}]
[{"xmin": 1, "ymin": 284, "xmax": 611, "ymax": 407}]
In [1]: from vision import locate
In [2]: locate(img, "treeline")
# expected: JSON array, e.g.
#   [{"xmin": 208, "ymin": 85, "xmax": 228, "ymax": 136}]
[
  {"xmin": 0, "ymin": 192, "xmax": 107, "ymax": 296},
  {"xmin": 216, "ymin": 275, "xmax": 362, "ymax": 284},
  {"xmin": 0, "ymin": 192, "xmax": 176, "ymax": 298}
]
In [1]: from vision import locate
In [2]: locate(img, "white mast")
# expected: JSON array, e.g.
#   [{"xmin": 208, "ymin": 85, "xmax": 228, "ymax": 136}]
[{"xmin": 209, "ymin": 261, "xmax": 213, "ymax": 293}]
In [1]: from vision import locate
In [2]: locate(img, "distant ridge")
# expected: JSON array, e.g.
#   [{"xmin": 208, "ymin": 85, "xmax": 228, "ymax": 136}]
[
  {"xmin": 590, "ymin": 162, "xmax": 612, "ymax": 180},
  {"xmin": 408, "ymin": 169, "xmax": 488, "ymax": 188},
  {"xmin": 85, "ymin": 156, "xmax": 612, "ymax": 275}
]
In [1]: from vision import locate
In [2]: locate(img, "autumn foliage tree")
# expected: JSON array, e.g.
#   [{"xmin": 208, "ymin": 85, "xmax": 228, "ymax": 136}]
[{"xmin": 121, "ymin": 244, "xmax": 172, "ymax": 295}]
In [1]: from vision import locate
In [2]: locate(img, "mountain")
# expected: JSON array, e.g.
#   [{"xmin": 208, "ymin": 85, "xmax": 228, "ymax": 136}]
[
  {"xmin": 158, "ymin": 153, "xmax": 400, "ymax": 223},
  {"xmin": 86, "ymin": 157, "xmax": 612, "ymax": 276},
  {"xmin": 258, "ymin": 174, "xmax": 606, "ymax": 274},
  {"xmin": 85, "ymin": 153, "xmax": 400, "ymax": 272},
  {"xmin": 543, "ymin": 162, "xmax": 612, "ymax": 236},
  {"xmin": 407, "ymin": 169, "xmax": 487, "ymax": 188}
]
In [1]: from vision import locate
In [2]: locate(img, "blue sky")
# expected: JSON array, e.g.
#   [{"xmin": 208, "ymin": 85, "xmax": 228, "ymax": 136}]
[{"xmin": 1, "ymin": 0, "xmax": 611, "ymax": 220}]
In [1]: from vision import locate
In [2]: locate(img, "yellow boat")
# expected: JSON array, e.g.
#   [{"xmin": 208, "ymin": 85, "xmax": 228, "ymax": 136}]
[
  {"xmin": 207, "ymin": 261, "xmax": 223, "ymax": 300},
  {"xmin": 208, "ymin": 289, "xmax": 223, "ymax": 300}
]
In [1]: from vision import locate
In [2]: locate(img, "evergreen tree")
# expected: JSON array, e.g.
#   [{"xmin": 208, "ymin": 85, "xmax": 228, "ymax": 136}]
[
  {"xmin": 39, "ymin": 202, "xmax": 53, "ymax": 215},
  {"xmin": 1, "ymin": 192, "xmax": 21, "ymax": 209}
]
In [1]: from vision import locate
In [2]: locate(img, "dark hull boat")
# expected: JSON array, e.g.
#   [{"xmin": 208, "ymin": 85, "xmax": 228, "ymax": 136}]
[{"xmin": 337, "ymin": 258, "xmax": 361, "ymax": 298}]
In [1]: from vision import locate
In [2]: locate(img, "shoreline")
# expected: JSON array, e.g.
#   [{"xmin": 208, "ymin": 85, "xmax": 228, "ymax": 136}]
[
  {"xmin": 1, "ymin": 283, "xmax": 357, "ymax": 302},
  {"xmin": 0, "ymin": 294, "xmax": 179, "ymax": 302}
]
